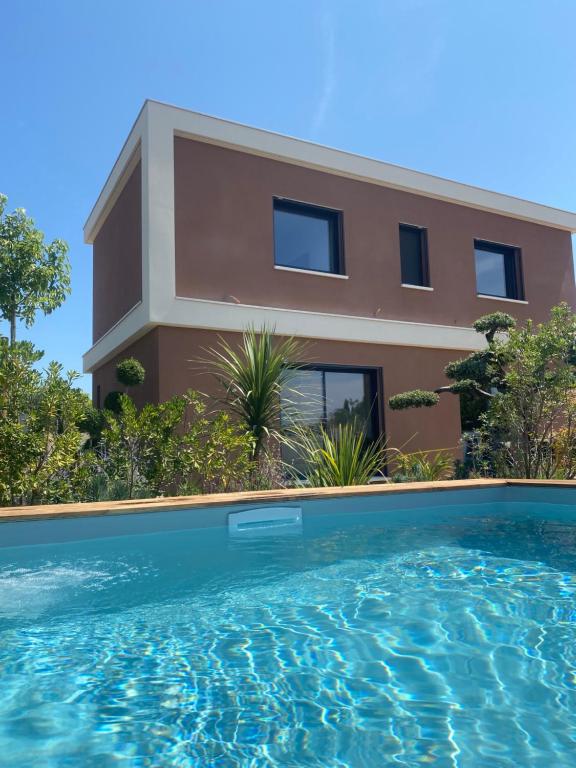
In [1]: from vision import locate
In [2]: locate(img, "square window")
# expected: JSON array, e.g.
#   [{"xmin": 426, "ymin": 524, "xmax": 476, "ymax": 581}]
[
  {"xmin": 273, "ymin": 199, "xmax": 343, "ymax": 274},
  {"xmin": 399, "ymin": 224, "xmax": 429, "ymax": 286},
  {"xmin": 474, "ymin": 240, "xmax": 523, "ymax": 300}
]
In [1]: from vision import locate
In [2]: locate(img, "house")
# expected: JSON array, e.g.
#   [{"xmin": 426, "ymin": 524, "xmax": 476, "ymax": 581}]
[{"xmin": 84, "ymin": 100, "xmax": 576, "ymax": 455}]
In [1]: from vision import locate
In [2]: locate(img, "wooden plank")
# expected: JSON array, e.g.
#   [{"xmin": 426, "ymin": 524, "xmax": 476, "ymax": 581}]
[{"xmin": 0, "ymin": 479, "xmax": 509, "ymax": 523}]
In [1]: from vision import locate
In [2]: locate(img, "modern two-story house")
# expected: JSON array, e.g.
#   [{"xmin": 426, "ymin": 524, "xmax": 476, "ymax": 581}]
[{"xmin": 84, "ymin": 100, "xmax": 576, "ymax": 455}]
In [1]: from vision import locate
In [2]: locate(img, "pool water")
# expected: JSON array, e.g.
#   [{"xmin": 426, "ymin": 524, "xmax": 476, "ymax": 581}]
[{"xmin": 1, "ymin": 501, "xmax": 576, "ymax": 767}]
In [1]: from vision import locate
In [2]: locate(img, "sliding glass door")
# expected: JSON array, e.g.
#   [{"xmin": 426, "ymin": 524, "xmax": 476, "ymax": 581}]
[{"xmin": 281, "ymin": 365, "xmax": 381, "ymax": 468}]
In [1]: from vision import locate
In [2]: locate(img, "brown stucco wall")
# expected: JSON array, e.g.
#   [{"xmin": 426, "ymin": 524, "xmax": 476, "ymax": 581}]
[
  {"xmin": 137, "ymin": 326, "xmax": 464, "ymax": 455},
  {"xmin": 92, "ymin": 329, "xmax": 160, "ymax": 409},
  {"xmin": 174, "ymin": 137, "xmax": 575, "ymax": 327},
  {"xmin": 93, "ymin": 161, "xmax": 142, "ymax": 341}
]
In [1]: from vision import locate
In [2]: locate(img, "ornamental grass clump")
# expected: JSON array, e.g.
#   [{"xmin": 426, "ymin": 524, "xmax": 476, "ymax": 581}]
[{"xmin": 288, "ymin": 422, "xmax": 386, "ymax": 487}]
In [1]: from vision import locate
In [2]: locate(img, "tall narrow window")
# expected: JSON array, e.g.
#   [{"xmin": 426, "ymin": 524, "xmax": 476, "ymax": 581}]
[
  {"xmin": 474, "ymin": 240, "xmax": 524, "ymax": 300},
  {"xmin": 399, "ymin": 224, "xmax": 429, "ymax": 287},
  {"xmin": 273, "ymin": 198, "xmax": 343, "ymax": 274}
]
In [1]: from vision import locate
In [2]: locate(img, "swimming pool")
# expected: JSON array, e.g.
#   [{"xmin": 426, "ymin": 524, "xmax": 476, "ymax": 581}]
[{"xmin": 1, "ymin": 484, "xmax": 576, "ymax": 766}]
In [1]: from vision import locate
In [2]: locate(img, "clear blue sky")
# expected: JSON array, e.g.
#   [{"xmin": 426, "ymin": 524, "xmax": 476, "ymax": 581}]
[{"xmin": 1, "ymin": 0, "xmax": 576, "ymax": 392}]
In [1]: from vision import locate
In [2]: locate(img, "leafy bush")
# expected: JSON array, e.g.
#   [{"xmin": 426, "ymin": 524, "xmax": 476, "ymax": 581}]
[
  {"xmin": 388, "ymin": 390, "xmax": 440, "ymax": 410},
  {"xmin": 116, "ymin": 357, "xmax": 146, "ymax": 387},
  {"xmin": 389, "ymin": 448, "xmax": 454, "ymax": 483},
  {"xmin": 91, "ymin": 391, "xmax": 258, "ymax": 499},
  {"xmin": 288, "ymin": 422, "xmax": 386, "ymax": 487},
  {"xmin": 103, "ymin": 390, "xmax": 123, "ymax": 413},
  {"xmin": 0, "ymin": 339, "xmax": 92, "ymax": 505},
  {"xmin": 482, "ymin": 304, "xmax": 576, "ymax": 478}
]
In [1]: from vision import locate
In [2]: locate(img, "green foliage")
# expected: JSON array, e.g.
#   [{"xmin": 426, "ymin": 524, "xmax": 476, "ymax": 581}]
[
  {"xmin": 388, "ymin": 390, "xmax": 440, "ymax": 410},
  {"xmin": 482, "ymin": 303, "xmax": 576, "ymax": 479},
  {"xmin": 103, "ymin": 390, "xmax": 123, "ymax": 413},
  {"xmin": 116, "ymin": 357, "xmax": 146, "ymax": 388},
  {"xmin": 288, "ymin": 422, "xmax": 386, "ymax": 487},
  {"xmin": 0, "ymin": 194, "xmax": 70, "ymax": 343},
  {"xmin": 203, "ymin": 326, "xmax": 304, "ymax": 460},
  {"xmin": 389, "ymin": 448, "xmax": 454, "ymax": 482},
  {"xmin": 472, "ymin": 311, "xmax": 516, "ymax": 340},
  {"xmin": 0, "ymin": 339, "xmax": 92, "ymax": 505},
  {"xmin": 91, "ymin": 391, "xmax": 257, "ymax": 500},
  {"xmin": 389, "ymin": 310, "xmax": 515, "ymax": 427}
]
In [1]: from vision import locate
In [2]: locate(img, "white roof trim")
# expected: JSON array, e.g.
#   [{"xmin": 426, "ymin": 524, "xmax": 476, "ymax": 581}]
[{"xmin": 85, "ymin": 99, "xmax": 576, "ymax": 241}]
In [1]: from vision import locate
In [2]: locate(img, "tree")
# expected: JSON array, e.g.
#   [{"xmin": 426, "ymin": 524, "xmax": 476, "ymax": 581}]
[
  {"xmin": 0, "ymin": 339, "xmax": 92, "ymax": 505},
  {"xmin": 389, "ymin": 311, "xmax": 516, "ymax": 428},
  {"xmin": 203, "ymin": 326, "xmax": 304, "ymax": 461},
  {"xmin": 388, "ymin": 305, "xmax": 576, "ymax": 479},
  {"xmin": 103, "ymin": 357, "xmax": 146, "ymax": 413},
  {"xmin": 0, "ymin": 194, "xmax": 70, "ymax": 344},
  {"xmin": 485, "ymin": 304, "xmax": 576, "ymax": 478}
]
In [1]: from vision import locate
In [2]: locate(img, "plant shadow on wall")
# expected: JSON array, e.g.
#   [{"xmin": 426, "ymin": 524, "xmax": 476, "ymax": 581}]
[{"xmin": 389, "ymin": 305, "xmax": 576, "ymax": 480}]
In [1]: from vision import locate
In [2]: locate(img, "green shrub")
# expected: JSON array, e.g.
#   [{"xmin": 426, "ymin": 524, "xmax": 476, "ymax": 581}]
[
  {"xmin": 388, "ymin": 390, "xmax": 440, "ymax": 410},
  {"xmin": 103, "ymin": 390, "xmax": 123, "ymax": 414},
  {"xmin": 91, "ymin": 391, "xmax": 258, "ymax": 500},
  {"xmin": 288, "ymin": 422, "xmax": 386, "ymax": 487},
  {"xmin": 116, "ymin": 357, "xmax": 146, "ymax": 387},
  {"xmin": 389, "ymin": 448, "xmax": 454, "ymax": 483}
]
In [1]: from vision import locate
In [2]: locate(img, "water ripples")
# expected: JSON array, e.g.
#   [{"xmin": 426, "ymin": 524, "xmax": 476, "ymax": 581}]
[{"xmin": 0, "ymin": 520, "xmax": 576, "ymax": 765}]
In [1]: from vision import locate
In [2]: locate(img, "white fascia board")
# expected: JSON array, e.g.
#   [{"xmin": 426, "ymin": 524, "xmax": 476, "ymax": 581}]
[
  {"xmin": 161, "ymin": 101, "xmax": 576, "ymax": 232},
  {"xmin": 85, "ymin": 100, "xmax": 576, "ymax": 242},
  {"xmin": 83, "ymin": 302, "xmax": 150, "ymax": 372},
  {"xmin": 84, "ymin": 105, "xmax": 146, "ymax": 244},
  {"xmin": 83, "ymin": 297, "xmax": 485, "ymax": 373}
]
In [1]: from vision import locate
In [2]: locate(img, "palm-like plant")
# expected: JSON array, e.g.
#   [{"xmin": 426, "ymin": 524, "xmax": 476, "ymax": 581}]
[
  {"xmin": 389, "ymin": 448, "xmax": 454, "ymax": 482},
  {"xmin": 289, "ymin": 422, "xmax": 386, "ymax": 487},
  {"xmin": 204, "ymin": 327, "xmax": 303, "ymax": 460}
]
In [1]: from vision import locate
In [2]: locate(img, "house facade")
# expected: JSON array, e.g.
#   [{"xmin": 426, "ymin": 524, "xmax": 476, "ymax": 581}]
[{"xmin": 84, "ymin": 100, "xmax": 576, "ymax": 455}]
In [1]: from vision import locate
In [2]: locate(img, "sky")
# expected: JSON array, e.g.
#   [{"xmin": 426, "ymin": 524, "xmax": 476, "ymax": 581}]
[{"xmin": 1, "ymin": 0, "xmax": 576, "ymax": 392}]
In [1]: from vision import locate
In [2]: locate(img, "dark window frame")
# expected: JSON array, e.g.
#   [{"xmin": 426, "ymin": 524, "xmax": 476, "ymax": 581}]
[
  {"xmin": 273, "ymin": 197, "xmax": 345, "ymax": 275},
  {"xmin": 399, "ymin": 223, "xmax": 430, "ymax": 287},
  {"xmin": 474, "ymin": 239, "xmax": 524, "ymax": 300}
]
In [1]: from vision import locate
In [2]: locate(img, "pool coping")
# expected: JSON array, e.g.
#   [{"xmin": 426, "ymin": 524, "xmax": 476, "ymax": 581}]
[{"xmin": 0, "ymin": 479, "xmax": 573, "ymax": 523}]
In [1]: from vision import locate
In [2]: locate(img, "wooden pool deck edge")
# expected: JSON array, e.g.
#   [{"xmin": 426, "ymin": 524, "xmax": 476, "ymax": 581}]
[{"xmin": 0, "ymin": 478, "xmax": 573, "ymax": 523}]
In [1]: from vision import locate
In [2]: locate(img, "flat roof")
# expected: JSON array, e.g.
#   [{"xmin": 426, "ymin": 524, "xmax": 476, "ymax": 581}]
[{"xmin": 85, "ymin": 99, "xmax": 576, "ymax": 240}]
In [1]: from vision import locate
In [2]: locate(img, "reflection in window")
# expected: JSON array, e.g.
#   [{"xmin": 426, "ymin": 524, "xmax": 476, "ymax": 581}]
[
  {"xmin": 280, "ymin": 366, "xmax": 380, "ymax": 471},
  {"xmin": 273, "ymin": 199, "xmax": 343, "ymax": 274},
  {"xmin": 474, "ymin": 240, "xmax": 523, "ymax": 300}
]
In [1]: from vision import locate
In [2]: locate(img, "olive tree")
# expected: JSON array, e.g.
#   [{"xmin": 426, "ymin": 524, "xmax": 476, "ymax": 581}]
[{"xmin": 0, "ymin": 194, "xmax": 70, "ymax": 344}]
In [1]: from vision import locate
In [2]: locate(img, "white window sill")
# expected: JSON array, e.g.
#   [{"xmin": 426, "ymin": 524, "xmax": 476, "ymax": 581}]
[
  {"xmin": 401, "ymin": 283, "xmax": 433, "ymax": 292},
  {"xmin": 477, "ymin": 294, "xmax": 528, "ymax": 305},
  {"xmin": 274, "ymin": 265, "xmax": 349, "ymax": 279}
]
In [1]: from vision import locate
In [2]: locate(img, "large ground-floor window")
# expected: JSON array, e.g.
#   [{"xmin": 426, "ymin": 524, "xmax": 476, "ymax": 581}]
[{"xmin": 281, "ymin": 365, "xmax": 381, "ymax": 467}]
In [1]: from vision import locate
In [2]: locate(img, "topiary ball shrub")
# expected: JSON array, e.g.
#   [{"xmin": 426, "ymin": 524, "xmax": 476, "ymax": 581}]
[
  {"xmin": 388, "ymin": 390, "xmax": 440, "ymax": 410},
  {"xmin": 103, "ymin": 390, "xmax": 124, "ymax": 414},
  {"xmin": 116, "ymin": 357, "xmax": 146, "ymax": 388}
]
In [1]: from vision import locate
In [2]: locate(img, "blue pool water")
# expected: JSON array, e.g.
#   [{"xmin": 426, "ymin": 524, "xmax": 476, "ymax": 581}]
[{"xmin": 1, "ymin": 498, "xmax": 576, "ymax": 766}]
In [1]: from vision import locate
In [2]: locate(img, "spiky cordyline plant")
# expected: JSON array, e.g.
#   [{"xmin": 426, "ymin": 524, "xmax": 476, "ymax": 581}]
[
  {"xmin": 288, "ymin": 421, "xmax": 386, "ymax": 487},
  {"xmin": 204, "ymin": 326, "xmax": 304, "ymax": 461}
]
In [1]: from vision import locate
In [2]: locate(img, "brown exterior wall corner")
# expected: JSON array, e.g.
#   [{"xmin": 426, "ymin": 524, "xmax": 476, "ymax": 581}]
[
  {"xmin": 92, "ymin": 161, "xmax": 142, "ymax": 342},
  {"xmin": 92, "ymin": 329, "xmax": 160, "ymax": 409}
]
